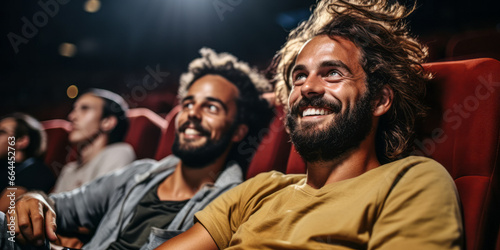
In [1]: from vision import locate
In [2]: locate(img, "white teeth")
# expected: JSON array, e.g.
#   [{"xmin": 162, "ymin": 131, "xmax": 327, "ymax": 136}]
[
  {"xmin": 184, "ymin": 128, "xmax": 200, "ymax": 135},
  {"xmin": 302, "ymin": 108, "xmax": 332, "ymax": 117}
]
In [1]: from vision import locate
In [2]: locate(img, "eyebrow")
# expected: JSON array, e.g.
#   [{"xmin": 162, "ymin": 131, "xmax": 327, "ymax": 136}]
[
  {"xmin": 291, "ymin": 60, "xmax": 353, "ymax": 76},
  {"xmin": 181, "ymin": 96, "xmax": 228, "ymax": 112}
]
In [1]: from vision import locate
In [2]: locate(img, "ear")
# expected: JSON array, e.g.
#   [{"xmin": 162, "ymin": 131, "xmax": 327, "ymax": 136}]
[
  {"xmin": 373, "ymin": 85, "xmax": 394, "ymax": 117},
  {"xmin": 231, "ymin": 124, "xmax": 249, "ymax": 142},
  {"xmin": 15, "ymin": 135, "xmax": 30, "ymax": 150},
  {"xmin": 100, "ymin": 116, "xmax": 118, "ymax": 133}
]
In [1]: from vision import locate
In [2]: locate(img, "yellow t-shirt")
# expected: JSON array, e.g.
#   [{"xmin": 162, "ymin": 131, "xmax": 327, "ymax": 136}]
[{"xmin": 195, "ymin": 156, "xmax": 463, "ymax": 249}]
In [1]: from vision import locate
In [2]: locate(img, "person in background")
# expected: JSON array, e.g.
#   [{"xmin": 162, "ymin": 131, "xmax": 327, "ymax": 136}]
[
  {"xmin": 6, "ymin": 48, "xmax": 274, "ymax": 250},
  {"xmin": 51, "ymin": 88, "xmax": 136, "ymax": 193},
  {"xmin": 157, "ymin": 0, "xmax": 463, "ymax": 249},
  {"xmin": 0, "ymin": 113, "xmax": 55, "ymax": 213}
]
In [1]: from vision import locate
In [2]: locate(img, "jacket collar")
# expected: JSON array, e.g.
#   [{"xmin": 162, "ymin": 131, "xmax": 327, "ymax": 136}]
[{"xmin": 134, "ymin": 155, "xmax": 243, "ymax": 187}]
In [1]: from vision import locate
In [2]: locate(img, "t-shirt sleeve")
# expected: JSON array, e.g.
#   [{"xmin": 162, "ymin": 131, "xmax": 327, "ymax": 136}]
[
  {"xmin": 194, "ymin": 171, "xmax": 286, "ymax": 249},
  {"xmin": 368, "ymin": 157, "xmax": 464, "ymax": 250}
]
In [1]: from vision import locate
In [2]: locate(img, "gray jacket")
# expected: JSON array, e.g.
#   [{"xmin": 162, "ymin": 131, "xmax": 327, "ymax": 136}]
[{"xmin": 0, "ymin": 155, "xmax": 243, "ymax": 250}]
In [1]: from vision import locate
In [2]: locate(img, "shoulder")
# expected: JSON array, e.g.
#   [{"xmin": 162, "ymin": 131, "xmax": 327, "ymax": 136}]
[
  {"xmin": 93, "ymin": 143, "xmax": 136, "ymax": 168},
  {"xmin": 59, "ymin": 161, "xmax": 78, "ymax": 175},
  {"xmin": 240, "ymin": 171, "xmax": 305, "ymax": 197},
  {"xmin": 384, "ymin": 156, "xmax": 452, "ymax": 180},
  {"xmin": 111, "ymin": 155, "xmax": 178, "ymax": 181},
  {"xmin": 111, "ymin": 158, "xmax": 161, "ymax": 177},
  {"xmin": 382, "ymin": 156, "xmax": 457, "ymax": 194},
  {"xmin": 28, "ymin": 159, "xmax": 54, "ymax": 178},
  {"xmin": 103, "ymin": 142, "xmax": 135, "ymax": 155}
]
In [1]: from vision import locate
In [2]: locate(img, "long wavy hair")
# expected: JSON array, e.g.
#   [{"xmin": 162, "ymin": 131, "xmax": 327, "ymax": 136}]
[{"xmin": 273, "ymin": 0, "xmax": 431, "ymax": 162}]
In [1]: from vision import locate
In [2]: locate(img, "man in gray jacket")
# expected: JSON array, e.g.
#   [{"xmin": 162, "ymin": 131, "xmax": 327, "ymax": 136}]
[{"xmin": 3, "ymin": 48, "xmax": 273, "ymax": 250}]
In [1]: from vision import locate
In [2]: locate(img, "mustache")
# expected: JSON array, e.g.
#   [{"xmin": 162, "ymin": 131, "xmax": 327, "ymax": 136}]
[
  {"xmin": 290, "ymin": 96, "xmax": 342, "ymax": 116},
  {"xmin": 178, "ymin": 120, "xmax": 210, "ymax": 136}
]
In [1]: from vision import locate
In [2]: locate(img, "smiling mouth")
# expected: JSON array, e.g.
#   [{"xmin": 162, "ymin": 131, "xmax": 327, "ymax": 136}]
[
  {"xmin": 301, "ymin": 107, "xmax": 333, "ymax": 117},
  {"xmin": 184, "ymin": 128, "xmax": 201, "ymax": 136}
]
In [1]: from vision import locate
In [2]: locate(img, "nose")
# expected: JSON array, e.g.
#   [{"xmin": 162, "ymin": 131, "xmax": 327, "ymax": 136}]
[
  {"xmin": 68, "ymin": 109, "xmax": 76, "ymax": 121},
  {"xmin": 187, "ymin": 104, "xmax": 201, "ymax": 121},
  {"xmin": 300, "ymin": 75, "xmax": 325, "ymax": 98}
]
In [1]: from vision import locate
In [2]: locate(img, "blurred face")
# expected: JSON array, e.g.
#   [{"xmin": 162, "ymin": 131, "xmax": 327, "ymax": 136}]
[
  {"xmin": 0, "ymin": 118, "xmax": 16, "ymax": 159},
  {"xmin": 67, "ymin": 93, "xmax": 105, "ymax": 144},
  {"xmin": 287, "ymin": 35, "xmax": 374, "ymax": 162},
  {"xmin": 172, "ymin": 74, "xmax": 240, "ymax": 167}
]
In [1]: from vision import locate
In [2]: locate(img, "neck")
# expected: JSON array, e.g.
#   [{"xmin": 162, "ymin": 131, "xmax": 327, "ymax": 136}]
[
  {"xmin": 157, "ymin": 147, "xmax": 231, "ymax": 201},
  {"xmin": 15, "ymin": 151, "xmax": 26, "ymax": 163},
  {"xmin": 77, "ymin": 134, "xmax": 108, "ymax": 165},
  {"xmin": 305, "ymin": 134, "xmax": 380, "ymax": 189}
]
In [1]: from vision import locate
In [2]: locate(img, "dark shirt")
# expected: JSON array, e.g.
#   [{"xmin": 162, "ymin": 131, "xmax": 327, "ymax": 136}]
[
  {"xmin": 107, "ymin": 182, "xmax": 188, "ymax": 250},
  {"xmin": 1, "ymin": 157, "xmax": 55, "ymax": 193}
]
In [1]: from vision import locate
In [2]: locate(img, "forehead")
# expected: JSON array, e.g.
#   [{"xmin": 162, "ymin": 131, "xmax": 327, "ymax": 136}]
[
  {"xmin": 295, "ymin": 35, "xmax": 362, "ymax": 70},
  {"xmin": 75, "ymin": 93, "xmax": 104, "ymax": 107},
  {"xmin": 0, "ymin": 118, "xmax": 16, "ymax": 130},
  {"xmin": 186, "ymin": 74, "xmax": 239, "ymax": 103}
]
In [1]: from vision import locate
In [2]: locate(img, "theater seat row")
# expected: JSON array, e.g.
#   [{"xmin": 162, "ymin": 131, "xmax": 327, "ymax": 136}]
[{"xmin": 41, "ymin": 58, "xmax": 499, "ymax": 250}]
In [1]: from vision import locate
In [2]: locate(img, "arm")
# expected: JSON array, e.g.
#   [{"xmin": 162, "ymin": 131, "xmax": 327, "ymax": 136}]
[
  {"xmin": 51, "ymin": 160, "xmax": 152, "ymax": 232},
  {"xmin": 155, "ymin": 223, "xmax": 218, "ymax": 250},
  {"xmin": 53, "ymin": 171, "xmax": 133, "ymax": 233}
]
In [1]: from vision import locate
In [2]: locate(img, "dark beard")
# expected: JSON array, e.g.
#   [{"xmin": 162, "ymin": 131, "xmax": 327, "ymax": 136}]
[
  {"xmin": 171, "ymin": 121, "xmax": 236, "ymax": 169},
  {"xmin": 286, "ymin": 93, "xmax": 374, "ymax": 163}
]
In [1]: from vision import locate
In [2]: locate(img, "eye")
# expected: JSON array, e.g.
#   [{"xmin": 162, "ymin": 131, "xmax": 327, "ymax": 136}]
[
  {"xmin": 325, "ymin": 70, "xmax": 342, "ymax": 80},
  {"xmin": 293, "ymin": 73, "xmax": 307, "ymax": 85},
  {"xmin": 80, "ymin": 105, "xmax": 90, "ymax": 111},
  {"xmin": 183, "ymin": 103, "xmax": 193, "ymax": 110},
  {"xmin": 207, "ymin": 104, "xmax": 218, "ymax": 113}
]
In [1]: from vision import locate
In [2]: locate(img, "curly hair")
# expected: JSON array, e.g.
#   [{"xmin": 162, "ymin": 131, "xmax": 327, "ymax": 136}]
[
  {"xmin": 273, "ymin": 0, "xmax": 431, "ymax": 161},
  {"xmin": 179, "ymin": 48, "xmax": 274, "ymax": 168}
]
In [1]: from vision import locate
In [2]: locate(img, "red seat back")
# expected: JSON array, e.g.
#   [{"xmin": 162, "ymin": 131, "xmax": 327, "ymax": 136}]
[
  {"xmin": 41, "ymin": 119, "xmax": 72, "ymax": 176},
  {"xmin": 125, "ymin": 108, "xmax": 166, "ymax": 159},
  {"xmin": 245, "ymin": 106, "xmax": 291, "ymax": 179},
  {"xmin": 286, "ymin": 145, "xmax": 306, "ymax": 175},
  {"xmin": 155, "ymin": 105, "xmax": 182, "ymax": 160},
  {"xmin": 419, "ymin": 58, "xmax": 500, "ymax": 250}
]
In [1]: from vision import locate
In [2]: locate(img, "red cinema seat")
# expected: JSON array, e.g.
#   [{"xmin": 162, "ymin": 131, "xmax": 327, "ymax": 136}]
[
  {"xmin": 125, "ymin": 108, "xmax": 166, "ymax": 159},
  {"xmin": 420, "ymin": 58, "xmax": 500, "ymax": 250},
  {"xmin": 155, "ymin": 105, "xmax": 182, "ymax": 160},
  {"xmin": 286, "ymin": 144, "xmax": 306, "ymax": 175},
  {"xmin": 445, "ymin": 29, "xmax": 500, "ymax": 61},
  {"xmin": 285, "ymin": 58, "xmax": 500, "ymax": 250},
  {"xmin": 42, "ymin": 119, "xmax": 72, "ymax": 177},
  {"xmin": 245, "ymin": 105, "xmax": 291, "ymax": 179}
]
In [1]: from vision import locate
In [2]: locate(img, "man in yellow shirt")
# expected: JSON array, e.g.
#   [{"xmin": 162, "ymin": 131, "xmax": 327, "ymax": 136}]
[{"xmin": 157, "ymin": 0, "xmax": 464, "ymax": 249}]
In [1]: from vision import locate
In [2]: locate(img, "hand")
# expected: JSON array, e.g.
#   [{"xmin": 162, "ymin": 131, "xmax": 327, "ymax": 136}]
[{"xmin": 7, "ymin": 193, "xmax": 58, "ymax": 246}]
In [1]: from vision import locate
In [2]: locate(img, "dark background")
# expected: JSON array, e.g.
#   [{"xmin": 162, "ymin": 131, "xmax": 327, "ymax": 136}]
[{"xmin": 1, "ymin": 0, "xmax": 499, "ymax": 121}]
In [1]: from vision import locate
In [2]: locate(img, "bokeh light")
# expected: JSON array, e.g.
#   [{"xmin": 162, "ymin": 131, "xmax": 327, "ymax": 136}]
[
  {"xmin": 59, "ymin": 43, "xmax": 77, "ymax": 57},
  {"xmin": 67, "ymin": 85, "xmax": 79, "ymax": 99},
  {"xmin": 84, "ymin": 0, "xmax": 101, "ymax": 13}
]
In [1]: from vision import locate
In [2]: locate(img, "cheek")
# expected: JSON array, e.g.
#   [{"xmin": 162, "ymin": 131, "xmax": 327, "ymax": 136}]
[
  {"xmin": 208, "ymin": 118, "xmax": 231, "ymax": 138},
  {"xmin": 174, "ymin": 112, "xmax": 186, "ymax": 130},
  {"xmin": 288, "ymin": 88, "xmax": 301, "ymax": 107}
]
